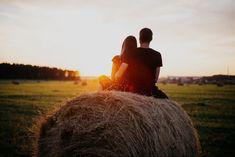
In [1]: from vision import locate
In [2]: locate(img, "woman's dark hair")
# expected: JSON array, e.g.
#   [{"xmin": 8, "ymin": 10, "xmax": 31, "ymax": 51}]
[
  {"xmin": 121, "ymin": 36, "xmax": 137, "ymax": 57},
  {"xmin": 139, "ymin": 28, "xmax": 153, "ymax": 43}
]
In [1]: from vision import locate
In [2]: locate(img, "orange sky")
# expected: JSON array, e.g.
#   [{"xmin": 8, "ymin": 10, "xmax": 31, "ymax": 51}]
[{"xmin": 0, "ymin": 0, "xmax": 235, "ymax": 76}]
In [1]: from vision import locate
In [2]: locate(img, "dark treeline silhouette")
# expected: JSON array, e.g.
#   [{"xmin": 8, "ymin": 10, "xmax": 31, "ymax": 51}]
[{"xmin": 0, "ymin": 63, "xmax": 80, "ymax": 80}]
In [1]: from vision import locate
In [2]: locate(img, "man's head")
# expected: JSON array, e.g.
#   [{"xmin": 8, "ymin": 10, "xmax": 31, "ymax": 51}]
[{"xmin": 139, "ymin": 28, "xmax": 153, "ymax": 44}]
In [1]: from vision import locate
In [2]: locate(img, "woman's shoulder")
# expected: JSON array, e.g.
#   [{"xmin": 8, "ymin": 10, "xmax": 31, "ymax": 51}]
[{"xmin": 112, "ymin": 55, "xmax": 121, "ymax": 63}]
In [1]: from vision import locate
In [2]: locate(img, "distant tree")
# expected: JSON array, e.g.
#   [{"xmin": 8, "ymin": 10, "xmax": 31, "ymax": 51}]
[{"xmin": 0, "ymin": 63, "xmax": 81, "ymax": 80}]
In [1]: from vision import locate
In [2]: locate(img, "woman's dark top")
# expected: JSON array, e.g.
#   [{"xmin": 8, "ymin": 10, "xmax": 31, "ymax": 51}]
[{"xmin": 111, "ymin": 54, "xmax": 134, "ymax": 91}]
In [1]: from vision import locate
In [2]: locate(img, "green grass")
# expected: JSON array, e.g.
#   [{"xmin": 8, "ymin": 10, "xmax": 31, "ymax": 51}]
[
  {"xmin": 0, "ymin": 80, "xmax": 235, "ymax": 157},
  {"xmin": 161, "ymin": 84, "xmax": 235, "ymax": 157}
]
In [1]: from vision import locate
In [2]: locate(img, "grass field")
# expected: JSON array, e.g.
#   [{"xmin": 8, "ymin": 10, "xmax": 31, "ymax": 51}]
[{"xmin": 0, "ymin": 80, "xmax": 235, "ymax": 157}]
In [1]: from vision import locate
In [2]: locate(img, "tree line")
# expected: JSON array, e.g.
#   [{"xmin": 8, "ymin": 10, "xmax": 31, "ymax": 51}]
[{"xmin": 0, "ymin": 63, "xmax": 80, "ymax": 80}]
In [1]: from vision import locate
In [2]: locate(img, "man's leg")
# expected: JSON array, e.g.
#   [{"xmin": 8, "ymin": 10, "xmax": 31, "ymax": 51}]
[{"xmin": 152, "ymin": 86, "xmax": 168, "ymax": 99}]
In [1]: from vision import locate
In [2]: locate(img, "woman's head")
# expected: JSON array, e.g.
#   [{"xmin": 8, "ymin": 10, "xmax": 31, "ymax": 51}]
[{"xmin": 121, "ymin": 36, "xmax": 137, "ymax": 56}]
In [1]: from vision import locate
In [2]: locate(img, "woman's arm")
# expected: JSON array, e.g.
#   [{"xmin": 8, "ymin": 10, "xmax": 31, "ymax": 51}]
[{"xmin": 115, "ymin": 63, "xmax": 128, "ymax": 81}]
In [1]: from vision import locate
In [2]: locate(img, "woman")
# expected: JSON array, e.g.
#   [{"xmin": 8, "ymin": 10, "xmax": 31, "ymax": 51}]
[{"xmin": 99, "ymin": 36, "xmax": 137, "ymax": 91}]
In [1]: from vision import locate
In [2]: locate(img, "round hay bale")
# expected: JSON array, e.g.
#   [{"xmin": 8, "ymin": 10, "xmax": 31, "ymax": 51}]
[
  {"xmin": 12, "ymin": 80, "xmax": 20, "ymax": 85},
  {"xmin": 81, "ymin": 80, "xmax": 87, "ymax": 86},
  {"xmin": 36, "ymin": 91, "xmax": 200, "ymax": 157}
]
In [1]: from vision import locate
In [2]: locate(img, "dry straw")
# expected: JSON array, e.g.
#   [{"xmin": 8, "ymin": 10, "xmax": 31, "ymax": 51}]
[{"xmin": 36, "ymin": 91, "xmax": 200, "ymax": 157}]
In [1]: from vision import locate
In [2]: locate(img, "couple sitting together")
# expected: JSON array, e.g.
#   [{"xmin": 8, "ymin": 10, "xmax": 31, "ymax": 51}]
[{"xmin": 99, "ymin": 28, "xmax": 168, "ymax": 99}]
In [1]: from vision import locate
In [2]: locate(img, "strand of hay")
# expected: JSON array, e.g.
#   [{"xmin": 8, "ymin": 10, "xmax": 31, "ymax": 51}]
[{"xmin": 36, "ymin": 91, "xmax": 200, "ymax": 157}]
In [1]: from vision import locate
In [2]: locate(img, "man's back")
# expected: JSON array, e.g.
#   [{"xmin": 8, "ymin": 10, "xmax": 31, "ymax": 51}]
[{"xmin": 130, "ymin": 47, "xmax": 162, "ymax": 95}]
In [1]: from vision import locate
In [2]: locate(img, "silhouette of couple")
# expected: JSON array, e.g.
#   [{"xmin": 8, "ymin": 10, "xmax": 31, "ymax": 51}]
[{"xmin": 99, "ymin": 28, "xmax": 168, "ymax": 99}]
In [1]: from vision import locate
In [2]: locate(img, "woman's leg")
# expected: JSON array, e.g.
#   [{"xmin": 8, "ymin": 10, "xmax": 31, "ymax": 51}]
[{"xmin": 98, "ymin": 75, "xmax": 113, "ymax": 90}]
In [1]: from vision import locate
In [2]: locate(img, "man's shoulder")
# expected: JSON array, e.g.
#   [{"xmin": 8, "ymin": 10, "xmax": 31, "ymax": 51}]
[
  {"xmin": 137, "ymin": 47, "xmax": 161, "ymax": 56},
  {"xmin": 150, "ymin": 48, "xmax": 161, "ymax": 56}
]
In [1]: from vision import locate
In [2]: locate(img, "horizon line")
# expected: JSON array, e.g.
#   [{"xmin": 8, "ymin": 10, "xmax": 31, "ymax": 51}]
[{"xmin": 1, "ymin": 62, "xmax": 234, "ymax": 78}]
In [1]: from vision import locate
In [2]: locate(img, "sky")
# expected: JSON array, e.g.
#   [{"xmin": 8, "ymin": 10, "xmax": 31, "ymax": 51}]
[{"xmin": 0, "ymin": 0, "xmax": 235, "ymax": 77}]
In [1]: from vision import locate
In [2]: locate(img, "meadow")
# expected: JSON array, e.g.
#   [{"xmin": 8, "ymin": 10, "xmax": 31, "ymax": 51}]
[{"xmin": 0, "ymin": 79, "xmax": 234, "ymax": 157}]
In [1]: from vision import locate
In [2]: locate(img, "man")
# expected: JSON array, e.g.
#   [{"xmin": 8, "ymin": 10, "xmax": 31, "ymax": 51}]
[{"xmin": 130, "ymin": 28, "xmax": 168, "ymax": 98}]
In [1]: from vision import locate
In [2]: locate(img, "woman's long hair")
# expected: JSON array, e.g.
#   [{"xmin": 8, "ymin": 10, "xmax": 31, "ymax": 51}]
[{"xmin": 121, "ymin": 36, "xmax": 137, "ymax": 58}]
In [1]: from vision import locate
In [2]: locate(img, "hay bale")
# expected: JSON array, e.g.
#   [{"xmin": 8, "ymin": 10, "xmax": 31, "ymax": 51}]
[
  {"xmin": 36, "ymin": 91, "xmax": 200, "ymax": 157},
  {"xmin": 74, "ymin": 81, "xmax": 79, "ymax": 85},
  {"xmin": 216, "ymin": 82, "xmax": 224, "ymax": 87},
  {"xmin": 12, "ymin": 80, "xmax": 20, "ymax": 85},
  {"xmin": 81, "ymin": 80, "xmax": 87, "ymax": 86}
]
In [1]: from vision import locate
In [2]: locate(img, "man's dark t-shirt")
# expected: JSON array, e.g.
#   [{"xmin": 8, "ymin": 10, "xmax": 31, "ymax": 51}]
[{"xmin": 127, "ymin": 47, "xmax": 163, "ymax": 95}]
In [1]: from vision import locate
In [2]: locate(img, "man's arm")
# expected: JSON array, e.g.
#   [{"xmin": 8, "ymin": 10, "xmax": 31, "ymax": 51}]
[
  {"xmin": 115, "ymin": 63, "xmax": 128, "ymax": 81},
  {"xmin": 155, "ymin": 67, "xmax": 160, "ymax": 83}
]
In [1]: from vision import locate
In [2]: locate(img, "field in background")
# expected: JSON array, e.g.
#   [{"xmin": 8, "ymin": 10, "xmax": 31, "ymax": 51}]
[{"xmin": 0, "ymin": 80, "xmax": 234, "ymax": 157}]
